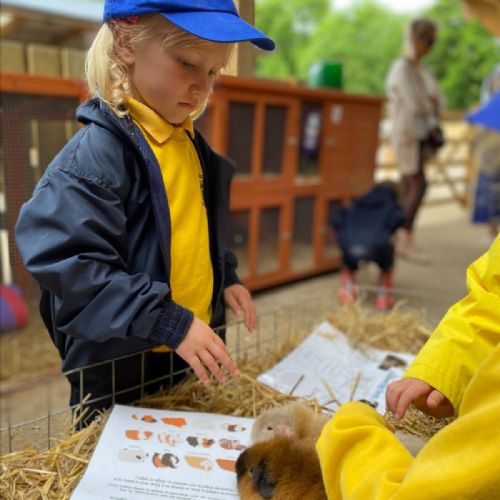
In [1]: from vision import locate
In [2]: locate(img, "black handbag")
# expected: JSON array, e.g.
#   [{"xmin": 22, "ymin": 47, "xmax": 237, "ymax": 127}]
[{"xmin": 426, "ymin": 126, "xmax": 445, "ymax": 151}]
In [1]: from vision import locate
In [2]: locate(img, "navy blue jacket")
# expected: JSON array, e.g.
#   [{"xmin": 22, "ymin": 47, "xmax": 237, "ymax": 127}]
[
  {"xmin": 332, "ymin": 185, "xmax": 406, "ymax": 260},
  {"xmin": 15, "ymin": 99, "xmax": 240, "ymax": 371}
]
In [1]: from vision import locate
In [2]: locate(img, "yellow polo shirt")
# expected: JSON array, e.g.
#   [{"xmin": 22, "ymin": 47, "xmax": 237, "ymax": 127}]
[{"xmin": 127, "ymin": 98, "xmax": 213, "ymax": 331}]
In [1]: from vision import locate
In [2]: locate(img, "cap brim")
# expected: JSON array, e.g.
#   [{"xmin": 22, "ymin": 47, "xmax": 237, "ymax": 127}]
[{"xmin": 161, "ymin": 11, "xmax": 275, "ymax": 51}]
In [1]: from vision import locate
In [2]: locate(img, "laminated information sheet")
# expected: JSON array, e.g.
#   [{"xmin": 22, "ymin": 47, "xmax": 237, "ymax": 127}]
[
  {"xmin": 258, "ymin": 321, "xmax": 415, "ymax": 414},
  {"xmin": 71, "ymin": 405, "xmax": 253, "ymax": 500}
]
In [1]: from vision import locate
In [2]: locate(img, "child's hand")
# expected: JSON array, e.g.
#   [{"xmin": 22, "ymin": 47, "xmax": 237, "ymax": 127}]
[
  {"xmin": 224, "ymin": 284, "xmax": 257, "ymax": 332},
  {"xmin": 175, "ymin": 317, "xmax": 239, "ymax": 384},
  {"xmin": 386, "ymin": 377, "xmax": 454, "ymax": 420}
]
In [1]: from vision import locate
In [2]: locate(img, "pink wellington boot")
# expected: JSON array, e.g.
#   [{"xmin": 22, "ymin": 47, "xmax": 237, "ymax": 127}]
[
  {"xmin": 339, "ymin": 268, "xmax": 357, "ymax": 305},
  {"xmin": 375, "ymin": 269, "xmax": 395, "ymax": 311}
]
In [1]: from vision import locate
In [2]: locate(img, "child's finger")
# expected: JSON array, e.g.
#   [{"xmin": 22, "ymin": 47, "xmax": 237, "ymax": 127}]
[
  {"xmin": 395, "ymin": 392, "xmax": 413, "ymax": 420},
  {"xmin": 188, "ymin": 356, "xmax": 209, "ymax": 384},
  {"xmin": 426, "ymin": 390, "xmax": 445, "ymax": 408},
  {"xmin": 248, "ymin": 301, "xmax": 257, "ymax": 331},
  {"xmin": 386, "ymin": 381, "xmax": 407, "ymax": 415},
  {"xmin": 240, "ymin": 298, "xmax": 255, "ymax": 332},
  {"xmin": 198, "ymin": 350, "xmax": 226, "ymax": 383},
  {"xmin": 426, "ymin": 390, "xmax": 454, "ymax": 417},
  {"xmin": 226, "ymin": 293, "xmax": 243, "ymax": 316},
  {"xmin": 208, "ymin": 343, "xmax": 239, "ymax": 377}
]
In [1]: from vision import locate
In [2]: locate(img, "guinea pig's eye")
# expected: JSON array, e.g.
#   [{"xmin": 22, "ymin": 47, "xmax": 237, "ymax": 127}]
[{"xmin": 266, "ymin": 426, "xmax": 273, "ymax": 431}]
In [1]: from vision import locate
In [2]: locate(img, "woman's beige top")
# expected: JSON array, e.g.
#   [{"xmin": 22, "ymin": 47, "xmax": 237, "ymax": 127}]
[{"xmin": 385, "ymin": 57, "xmax": 441, "ymax": 175}]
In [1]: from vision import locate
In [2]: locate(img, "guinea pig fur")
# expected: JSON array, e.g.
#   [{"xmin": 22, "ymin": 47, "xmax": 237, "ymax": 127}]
[
  {"xmin": 252, "ymin": 402, "xmax": 427, "ymax": 457},
  {"xmin": 236, "ymin": 436, "xmax": 327, "ymax": 500},
  {"xmin": 251, "ymin": 402, "xmax": 329, "ymax": 445}
]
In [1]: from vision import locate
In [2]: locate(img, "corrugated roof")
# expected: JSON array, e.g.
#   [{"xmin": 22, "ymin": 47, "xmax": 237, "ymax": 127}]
[{"xmin": 2, "ymin": 0, "xmax": 103, "ymax": 23}]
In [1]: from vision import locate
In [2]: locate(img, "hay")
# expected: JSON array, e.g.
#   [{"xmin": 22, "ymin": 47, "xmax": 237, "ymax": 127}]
[
  {"xmin": 1, "ymin": 302, "xmax": 452, "ymax": 499},
  {"xmin": 386, "ymin": 406, "xmax": 454, "ymax": 439},
  {"xmin": 0, "ymin": 314, "xmax": 60, "ymax": 384},
  {"xmin": 328, "ymin": 300, "xmax": 432, "ymax": 354},
  {"xmin": 0, "ymin": 417, "xmax": 103, "ymax": 500}
]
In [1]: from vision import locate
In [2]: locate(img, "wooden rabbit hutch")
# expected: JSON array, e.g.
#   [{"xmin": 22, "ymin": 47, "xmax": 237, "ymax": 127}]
[
  {"xmin": 0, "ymin": 70, "xmax": 381, "ymax": 300},
  {"xmin": 197, "ymin": 76, "xmax": 383, "ymax": 290}
]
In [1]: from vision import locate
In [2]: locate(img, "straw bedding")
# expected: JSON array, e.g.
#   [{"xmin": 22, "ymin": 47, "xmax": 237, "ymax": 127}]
[{"xmin": 1, "ymin": 301, "xmax": 454, "ymax": 499}]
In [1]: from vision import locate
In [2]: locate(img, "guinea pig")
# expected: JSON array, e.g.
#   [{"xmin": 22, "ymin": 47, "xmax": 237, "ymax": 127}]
[
  {"xmin": 252, "ymin": 402, "xmax": 426, "ymax": 457},
  {"xmin": 236, "ymin": 436, "xmax": 327, "ymax": 500},
  {"xmin": 251, "ymin": 402, "xmax": 328, "ymax": 445},
  {"xmin": 394, "ymin": 430, "xmax": 427, "ymax": 456}
]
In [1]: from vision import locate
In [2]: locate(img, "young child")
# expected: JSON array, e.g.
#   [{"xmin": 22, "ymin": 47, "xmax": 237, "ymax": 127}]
[
  {"xmin": 316, "ymin": 235, "xmax": 500, "ymax": 498},
  {"xmin": 332, "ymin": 183, "xmax": 406, "ymax": 311},
  {"xmin": 15, "ymin": 1, "xmax": 274, "ymax": 424}
]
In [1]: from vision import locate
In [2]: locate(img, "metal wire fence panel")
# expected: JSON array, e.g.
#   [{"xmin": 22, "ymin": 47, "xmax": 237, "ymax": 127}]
[
  {"xmin": 0, "ymin": 287, "xmax": 453, "ymax": 454},
  {"xmin": 0, "ymin": 92, "xmax": 79, "ymax": 298}
]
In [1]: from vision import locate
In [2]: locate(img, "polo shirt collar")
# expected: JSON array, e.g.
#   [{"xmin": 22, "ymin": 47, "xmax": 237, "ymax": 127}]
[{"xmin": 126, "ymin": 97, "xmax": 194, "ymax": 144}]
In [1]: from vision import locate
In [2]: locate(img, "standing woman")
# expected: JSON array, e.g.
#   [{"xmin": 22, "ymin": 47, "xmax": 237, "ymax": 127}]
[{"xmin": 386, "ymin": 18, "xmax": 443, "ymax": 263}]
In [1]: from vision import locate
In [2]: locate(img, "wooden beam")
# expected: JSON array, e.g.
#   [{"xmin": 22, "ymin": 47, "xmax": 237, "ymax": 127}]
[
  {"xmin": 0, "ymin": 71, "xmax": 87, "ymax": 100},
  {"xmin": 216, "ymin": 75, "xmax": 383, "ymax": 105},
  {"xmin": 0, "ymin": 7, "xmax": 99, "ymax": 32},
  {"xmin": 0, "ymin": 12, "xmax": 24, "ymax": 38},
  {"xmin": 462, "ymin": 0, "xmax": 500, "ymax": 36},
  {"xmin": 226, "ymin": 0, "xmax": 256, "ymax": 77}
]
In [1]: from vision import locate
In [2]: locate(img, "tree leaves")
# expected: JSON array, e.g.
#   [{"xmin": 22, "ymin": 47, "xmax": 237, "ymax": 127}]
[{"xmin": 254, "ymin": 0, "xmax": 499, "ymax": 109}]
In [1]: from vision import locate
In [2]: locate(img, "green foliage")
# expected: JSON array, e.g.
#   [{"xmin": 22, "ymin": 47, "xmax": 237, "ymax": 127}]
[
  {"xmin": 254, "ymin": 0, "xmax": 500, "ymax": 109},
  {"xmin": 300, "ymin": 3, "xmax": 406, "ymax": 95},
  {"xmin": 423, "ymin": 0, "xmax": 500, "ymax": 109},
  {"xmin": 255, "ymin": 0, "xmax": 330, "ymax": 78}
]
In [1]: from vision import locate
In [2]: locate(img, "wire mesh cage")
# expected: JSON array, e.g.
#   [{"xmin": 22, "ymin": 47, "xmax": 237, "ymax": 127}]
[
  {"xmin": 0, "ymin": 91, "xmax": 81, "ymax": 299},
  {"xmin": 0, "ymin": 285, "xmax": 454, "ymax": 456}
]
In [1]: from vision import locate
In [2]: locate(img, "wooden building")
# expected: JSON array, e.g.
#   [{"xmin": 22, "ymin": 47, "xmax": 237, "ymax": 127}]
[
  {"xmin": 0, "ymin": 0, "xmax": 382, "ymax": 300},
  {"xmin": 198, "ymin": 76, "xmax": 382, "ymax": 290}
]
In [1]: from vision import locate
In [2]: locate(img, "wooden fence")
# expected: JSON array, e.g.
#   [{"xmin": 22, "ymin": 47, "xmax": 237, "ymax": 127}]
[{"xmin": 375, "ymin": 110, "xmax": 475, "ymax": 207}]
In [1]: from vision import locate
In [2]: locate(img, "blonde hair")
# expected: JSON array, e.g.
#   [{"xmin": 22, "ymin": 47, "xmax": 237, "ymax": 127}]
[
  {"xmin": 403, "ymin": 18, "xmax": 437, "ymax": 60},
  {"xmin": 85, "ymin": 14, "xmax": 232, "ymax": 117}
]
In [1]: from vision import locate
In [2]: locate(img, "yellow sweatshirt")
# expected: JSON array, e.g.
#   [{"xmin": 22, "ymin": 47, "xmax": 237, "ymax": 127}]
[{"xmin": 316, "ymin": 235, "xmax": 500, "ymax": 499}]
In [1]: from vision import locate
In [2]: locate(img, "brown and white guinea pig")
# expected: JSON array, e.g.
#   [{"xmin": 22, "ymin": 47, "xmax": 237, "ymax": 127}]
[
  {"xmin": 236, "ymin": 436, "xmax": 327, "ymax": 500},
  {"xmin": 394, "ymin": 430, "xmax": 426, "ymax": 456},
  {"xmin": 250, "ymin": 402, "xmax": 329, "ymax": 445},
  {"xmin": 251, "ymin": 402, "xmax": 426, "ymax": 456},
  {"xmin": 237, "ymin": 403, "xmax": 428, "ymax": 499},
  {"xmin": 236, "ymin": 403, "xmax": 328, "ymax": 499}
]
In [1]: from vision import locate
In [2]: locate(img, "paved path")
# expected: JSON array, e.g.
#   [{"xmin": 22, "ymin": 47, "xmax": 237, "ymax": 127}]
[{"xmin": 240, "ymin": 202, "xmax": 491, "ymax": 325}]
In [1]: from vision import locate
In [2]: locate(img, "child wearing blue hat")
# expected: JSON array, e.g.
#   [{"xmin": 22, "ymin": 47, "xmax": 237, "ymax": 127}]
[{"xmin": 16, "ymin": 0, "xmax": 274, "ymax": 425}]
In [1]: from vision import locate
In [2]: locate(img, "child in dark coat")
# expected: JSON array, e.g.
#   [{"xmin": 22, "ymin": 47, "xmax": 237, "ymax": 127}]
[
  {"xmin": 15, "ymin": 0, "xmax": 274, "ymax": 425},
  {"xmin": 332, "ymin": 183, "xmax": 406, "ymax": 310}
]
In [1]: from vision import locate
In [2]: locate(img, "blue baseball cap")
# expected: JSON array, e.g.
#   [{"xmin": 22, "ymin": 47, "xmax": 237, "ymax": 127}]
[{"xmin": 103, "ymin": 0, "xmax": 275, "ymax": 51}]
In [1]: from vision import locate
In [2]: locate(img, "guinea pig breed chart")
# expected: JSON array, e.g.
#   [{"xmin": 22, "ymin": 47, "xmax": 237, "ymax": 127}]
[{"xmin": 71, "ymin": 405, "xmax": 254, "ymax": 499}]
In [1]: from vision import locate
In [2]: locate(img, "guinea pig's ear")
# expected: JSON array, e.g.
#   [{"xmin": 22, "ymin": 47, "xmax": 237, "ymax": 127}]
[{"xmin": 250, "ymin": 461, "xmax": 276, "ymax": 499}]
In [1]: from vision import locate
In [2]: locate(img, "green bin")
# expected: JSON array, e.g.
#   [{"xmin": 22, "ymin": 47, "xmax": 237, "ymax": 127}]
[{"xmin": 308, "ymin": 61, "xmax": 343, "ymax": 89}]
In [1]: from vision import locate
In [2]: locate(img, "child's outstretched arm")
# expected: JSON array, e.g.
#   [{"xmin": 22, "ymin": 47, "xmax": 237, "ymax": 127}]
[
  {"xmin": 386, "ymin": 377, "xmax": 454, "ymax": 420},
  {"xmin": 224, "ymin": 284, "xmax": 257, "ymax": 332},
  {"xmin": 175, "ymin": 316, "xmax": 239, "ymax": 384}
]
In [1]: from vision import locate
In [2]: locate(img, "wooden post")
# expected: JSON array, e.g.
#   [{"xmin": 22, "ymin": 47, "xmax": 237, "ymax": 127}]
[
  {"xmin": 461, "ymin": 0, "xmax": 500, "ymax": 36},
  {"xmin": 226, "ymin": 0, "xmax": 256, "ymax": 77}
]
